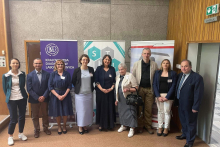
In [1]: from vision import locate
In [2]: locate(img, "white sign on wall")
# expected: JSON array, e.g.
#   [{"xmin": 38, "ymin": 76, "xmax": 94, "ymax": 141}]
[{"xmin": 0, "ymin": 56, "xmax": 6, "ymax": 67}]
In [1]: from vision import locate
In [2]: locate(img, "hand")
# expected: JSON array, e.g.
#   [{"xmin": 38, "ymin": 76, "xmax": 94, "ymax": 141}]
[
  {"xmin": 106, "ymin": 88, "xmax": 112, "ymax": 92},
  {"xmin": 102, "ymin": 88, "xmax": 108, "ymax": 94},
  {"xmin": 162, "ymin": 97, "xmax": 168, "ymax": 101},
  {"xmin": 115, "ymin": 101, "xmax": 118, "ymax": 106},
  {"xmin": 123, "ymin": 88, "xmax": 129, "ymax": 93},
  {"xmin": 60, "ymin": 95, "xmax": 66, "ymax": 101},
  {"xmin": 56, "ymin": 94, "xmax": 62, "ymax": 100},
  {"xmin": 41, "ymin": 96, "xmax": 45, "ymax": 102},
  {"xmin": 192, "ymin": 109, "xmax": 198, "ymax": 113},
  {"xmin": 158, "ymin": 97, "xmax": 163, "ymax": 102},
  {"xmin": 38, "ymin": 97, "xmax": 43, "ymax": 102}
]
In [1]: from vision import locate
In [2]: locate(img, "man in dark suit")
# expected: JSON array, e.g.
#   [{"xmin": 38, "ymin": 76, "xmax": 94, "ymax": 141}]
[
  {"xmin": 27, "ymin": 58, "xmax": 51, "ymax": 138},
  {"xmin": 175, "ymin": 59, "xmax": 204, "ymax": 147}
]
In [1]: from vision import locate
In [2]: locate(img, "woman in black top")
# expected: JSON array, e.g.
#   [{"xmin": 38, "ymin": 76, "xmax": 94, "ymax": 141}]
[
  {"xmin": 153, "ymin": 59, "xmax": 177, "ymax": 136},
  {"xmin": 94, "ymin": 55, "xmax": 116, "ymax": 131}
]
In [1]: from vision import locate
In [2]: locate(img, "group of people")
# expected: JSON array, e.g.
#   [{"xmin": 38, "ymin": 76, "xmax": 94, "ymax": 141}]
[{"xmin": 2, "ymin": 48, "xmax": 204, "ymax": 147}]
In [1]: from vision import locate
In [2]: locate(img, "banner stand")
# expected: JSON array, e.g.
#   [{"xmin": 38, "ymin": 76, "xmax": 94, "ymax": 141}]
[{"xmin": 40, "ymin": 40, "xmax": 78, "ymax": 128}]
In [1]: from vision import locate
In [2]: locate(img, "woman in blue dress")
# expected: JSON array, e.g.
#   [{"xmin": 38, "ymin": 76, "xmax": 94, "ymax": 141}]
[
  {"xmin": 48, "ymin": 59, "xmax": 73, "ymax": 135},
  {"xmin": 95, "ymin": 55, "xmax": 116, "ymax": 131}
]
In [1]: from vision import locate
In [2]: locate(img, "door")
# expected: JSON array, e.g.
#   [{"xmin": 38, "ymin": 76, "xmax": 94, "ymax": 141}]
[
  {"xmin": 25, "ymin": 41, "xmax": 41, "ymax": 116},
  {"xmin": 187, "ymin": 43, "xmax": 220, "ymax": 144}
]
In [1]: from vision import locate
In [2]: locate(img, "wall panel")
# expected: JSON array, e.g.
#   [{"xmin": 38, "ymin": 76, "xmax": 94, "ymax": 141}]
[
  {"xmin": 0, "ymin": 0, "xmax": 12, "ymax": 115},
  {"xmin": 167, "ymin": 0, "xmax": 220, "ymax": 131},
  {"xmin": 168, "ymin": 0, "xmax": 220, "ymax": 65}
]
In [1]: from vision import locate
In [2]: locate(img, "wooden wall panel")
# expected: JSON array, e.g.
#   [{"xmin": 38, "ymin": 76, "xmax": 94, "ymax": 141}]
[
  {"xmin": 0, "ymin": 0, "xmax": 12, "ymax": 115},
  {"xmin": 167, "ymin": 0, "xmax": 220, "ymax": 130}
]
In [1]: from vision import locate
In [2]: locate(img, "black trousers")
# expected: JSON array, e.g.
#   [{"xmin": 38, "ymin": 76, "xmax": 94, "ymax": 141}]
[
  {"xmin": 178, "ymin": 106, "xmax": 198, "ymax": 145},
  {"xmin": 7, "ymin": 99, "xmax": 27, "ymax": 134}
]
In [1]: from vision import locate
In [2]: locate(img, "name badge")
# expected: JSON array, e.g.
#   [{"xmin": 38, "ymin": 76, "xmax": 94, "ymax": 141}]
[
  {"xmin": 61, "ymin": 76, "xmax": 65, "ymax": 80},
  {"xmin": 109, "ymin": 74, "xmax": 112, "ymax": 77},
  {"xmin": 126, "ymin": 75, "xmax": 129, "ymax": 79},
  {"xmin": 167, "ymin": 79, "xmax": 172, "ymax": 83},
  {"xmin": 90, "ymin": 73, "xmax": 93, "ymax": 77}
]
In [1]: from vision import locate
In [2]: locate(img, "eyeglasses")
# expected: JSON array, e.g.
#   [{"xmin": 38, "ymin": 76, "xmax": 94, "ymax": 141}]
[
  {"xmin": 82, "ymin": 59, "xmax": 88, "ymax": 61},
  {"xmin": 57, "ymin": 64, "xmax": 64, "ymax": 66}
]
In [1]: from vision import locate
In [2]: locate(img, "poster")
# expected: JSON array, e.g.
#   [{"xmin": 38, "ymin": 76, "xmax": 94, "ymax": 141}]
[
  {"xmin": 84, "ymin": 40, "xmax": 125, "ymax": 123},
  {"xmin": 130, "ymin": 40, "xmax": 175, "ymax": 128},
  {"xmin": 40, "ymin": 40, "xmax": 78, "ymax": 127}
]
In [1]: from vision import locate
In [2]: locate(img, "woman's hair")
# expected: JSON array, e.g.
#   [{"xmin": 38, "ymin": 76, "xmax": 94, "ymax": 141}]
[
  {"xmin": 10, "ymin": 58, "xmax": 20, "ymax": 69},
  {"xmin": 118, "ymin": 63, "xmax": 127, "ymax": 69},
  {"xmin": 102, "ymin": 54, "xmax": 112, "ymax": 67},
  {"xmin": 159, "ymin": 59, "xmax": 171, "ymax": 71},
  {"xmin": 79, "ymin": 54, "xmax": 90, "ymax": 64},
  {"xmin": 53, "ymin": 59, "xmax": 65, "ymax": 71}
]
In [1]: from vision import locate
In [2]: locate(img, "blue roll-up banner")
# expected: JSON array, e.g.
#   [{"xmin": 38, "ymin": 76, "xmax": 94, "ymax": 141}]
[{"xmin": 40, "ymin": 40, "xmax": 78, "ymax": 128}]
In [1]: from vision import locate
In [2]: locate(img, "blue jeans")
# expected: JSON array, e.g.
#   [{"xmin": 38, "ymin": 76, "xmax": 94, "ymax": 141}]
[{"xmin": 7, "ymin": 99, "xmax": 27, "ymax": 134}]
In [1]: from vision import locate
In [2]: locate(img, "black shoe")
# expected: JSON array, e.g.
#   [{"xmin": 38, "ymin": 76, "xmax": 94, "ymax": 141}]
[
  {"xmin": 63, "ymin": 130, "xmax": 67, "ymax": 134},
  {"xmin": 108, "ymin": 128, "xmax": 113, "ymax": 131},
  {"xmin": 157, "ymin": 128, "xmax": 163, "ymax": 136},
  {"xmin": 58, "ymin": 131, "xmax": 62, "ymax": 135},
  {"xmin": 79, "ymin": 130, "xmax": 84, "ymax": 135},
  {"xmin": 184, "ymin": 143, "xmax": 193, "ymax": 147},
  {"xmin": 83, "ymin": 128, "xmax": 89, "ymax": 133},
  {"xmin": 176, "ymin": 135, "xmax": 186, "ymax": 140},
  {"xmin": 162, "ymin": 133, "xmax": 168, "ymax": 137}
]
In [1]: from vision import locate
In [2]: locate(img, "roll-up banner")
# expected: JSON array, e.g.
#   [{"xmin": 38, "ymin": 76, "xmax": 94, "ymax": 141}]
[
  {"xmin": 40, "ymin": 40, "xmax": 78, "ymax": 128},
  {"xmin": 130, "ymin": 40, "xmax": 175, "ymax": 128},
  {"xmin": 83, "ymin": 40, "xmax": 125, "ymax": 123}
]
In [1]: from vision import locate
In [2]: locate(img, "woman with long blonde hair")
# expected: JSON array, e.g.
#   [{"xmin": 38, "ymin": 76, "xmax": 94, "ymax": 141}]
[{"xmin": 153, "ymin": 59, "xmax": 177, "ymax": 136}]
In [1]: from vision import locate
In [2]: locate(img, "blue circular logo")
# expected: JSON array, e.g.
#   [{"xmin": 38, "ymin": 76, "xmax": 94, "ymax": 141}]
[{"xmin": 45, "ymin": 43, "xmax": 59, "ymax": 56}]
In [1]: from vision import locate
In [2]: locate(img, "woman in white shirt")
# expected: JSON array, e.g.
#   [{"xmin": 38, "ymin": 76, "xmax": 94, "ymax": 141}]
[{"xmin": 2, "ymin": 58, "xmax": 28, "ymax": 146}]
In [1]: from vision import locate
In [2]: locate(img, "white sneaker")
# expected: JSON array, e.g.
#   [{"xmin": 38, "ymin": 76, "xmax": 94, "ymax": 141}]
[
  {"xmin": 118, "ymin": 125, "xmax": 127, "ymax": 133},
  {"xmin": 8, "ymin": 137, "xmax": 14, "ymax": 146},
  {"xmin": 18, "ymin": 133, "xmax": 27, "ymax": 141},
  {"xmin": 128, "ymin": 128, "xmax": 134, "ymax": 138}
]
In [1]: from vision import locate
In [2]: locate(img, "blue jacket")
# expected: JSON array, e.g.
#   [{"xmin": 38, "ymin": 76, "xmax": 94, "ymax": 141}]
[
  {"xmin": 153, "ymin": 70, "xmax": 177, "ymax": 100},
  {"xmin": 94, "ymin": 65, "xmax": 116, "ymax": 92},
  {"xmin": 2, "ymin": 71, "xmax": 28, "ymax": 103},
  {"xmin": 175, "ymin": 71, "xmax": 204, "ymax": 111},
  {"xmin": 27, "ymin": 70, "xmax": 50, "ymax": 103}
]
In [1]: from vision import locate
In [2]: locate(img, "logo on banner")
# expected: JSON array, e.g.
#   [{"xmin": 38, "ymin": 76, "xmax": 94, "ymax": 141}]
[{"xmin": 45, "ymin": 43, "xmax": 59, "ymax": 56}]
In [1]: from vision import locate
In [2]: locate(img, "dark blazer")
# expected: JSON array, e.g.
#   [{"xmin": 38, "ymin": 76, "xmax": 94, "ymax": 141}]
[
  {"xmin": 94, "ymin": 65, "xmax": 116, "ymax": 92},
  {"xmin": 72, "ymin": 66, "xmax": 95, "ymax": 94},
  {"xmin": 27, "ymin": 70, "xmax": 50, "ymax": 103},
  {"xmin": 153, "ymin": 70, "xmax": 177, "ymax": 100},
  {"xmin": 2, "ymin": 71, "xmax": 28, "ymax": 103},
  {"xmin": 175, "ymin": 70, "xmax": 204, "ymax": 111}
]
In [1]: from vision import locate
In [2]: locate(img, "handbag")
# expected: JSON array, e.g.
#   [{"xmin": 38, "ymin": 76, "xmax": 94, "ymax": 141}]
[
  {"xmin": 126, "ymin": 87, "xmax": 144, "ymax": 106},
  {"xmin": 126, "ymin": 87, "xmax": 144, "ymax": 118}
]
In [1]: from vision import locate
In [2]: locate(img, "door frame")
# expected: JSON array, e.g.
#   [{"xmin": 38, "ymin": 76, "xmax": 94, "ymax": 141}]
[{"xmin": 24, "ymin": 40, "xmax": 40, "ymax": 116}]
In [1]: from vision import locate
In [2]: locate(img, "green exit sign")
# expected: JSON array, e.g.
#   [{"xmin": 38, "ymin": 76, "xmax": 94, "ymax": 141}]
[{"xmin": 206, "ymin": 4, "xmax": 219, "ymax": 16}]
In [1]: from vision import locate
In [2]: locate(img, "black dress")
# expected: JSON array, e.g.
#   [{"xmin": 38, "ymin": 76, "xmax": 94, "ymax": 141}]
[{"xmin": 96, "ymin": 69, "xmax": 116, "ymax": 129}]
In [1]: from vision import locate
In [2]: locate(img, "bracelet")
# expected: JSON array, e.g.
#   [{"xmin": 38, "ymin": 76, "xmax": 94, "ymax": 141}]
[{"xmin": 111, "ymin": 87, "xmax": 113, "ymax": 90}]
